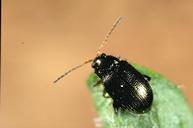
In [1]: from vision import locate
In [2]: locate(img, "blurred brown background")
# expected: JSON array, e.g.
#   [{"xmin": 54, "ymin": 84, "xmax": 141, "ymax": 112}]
[{"xmin": 1, "ymin": 0, "xmax": 193, "ymax": 128}]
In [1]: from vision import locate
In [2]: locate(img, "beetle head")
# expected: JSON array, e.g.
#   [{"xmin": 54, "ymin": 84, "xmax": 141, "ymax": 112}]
[{"xmin": 92, "ymin": 53, "xmax": 119, "ymax": 78}]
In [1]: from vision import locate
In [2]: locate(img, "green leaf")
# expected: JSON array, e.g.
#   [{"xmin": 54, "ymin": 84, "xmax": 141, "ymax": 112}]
[{"xmin": 87, "ymin": 64, "xmax": 193, "ymax": 128}]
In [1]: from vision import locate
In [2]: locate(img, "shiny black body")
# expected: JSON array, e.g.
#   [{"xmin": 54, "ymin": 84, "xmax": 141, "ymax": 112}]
[{"xmin": 92, "ymin": 53, "xmax": 153, "ymax": 114}]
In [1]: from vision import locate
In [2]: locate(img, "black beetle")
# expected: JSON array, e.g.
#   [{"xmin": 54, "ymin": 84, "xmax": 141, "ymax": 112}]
[
  {"xmin": 92, "ymin": 53, "xmax": 153, "ymax": 113},
  {"xmin": 53, "ymin": 17, "xmax": 153, "ymax": 114}
]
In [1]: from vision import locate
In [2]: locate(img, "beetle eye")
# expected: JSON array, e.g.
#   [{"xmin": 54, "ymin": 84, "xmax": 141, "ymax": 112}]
[
  {"xmin": 92, "ymin": 59, "xmax": 102, "ymax": 68},
  {"xmin": 96, "ymin": 59, "xmax": 101, "ymax": 66}
]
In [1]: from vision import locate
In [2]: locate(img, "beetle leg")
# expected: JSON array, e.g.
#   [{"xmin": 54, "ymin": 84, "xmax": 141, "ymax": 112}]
[
  {"xmin": 103, "ymin": 90, "xmax": 110, "ymax": 98},
  {"xmin": 143, "ymin": 74, "xmax": 151, "ymax": 81},
  {"xmin": 93, "ymin": 79, "xmax": 103, "ymax": 87},
  {"xmin": 113, "ymin": 102, "xmax": 120, "ymax": 113}
]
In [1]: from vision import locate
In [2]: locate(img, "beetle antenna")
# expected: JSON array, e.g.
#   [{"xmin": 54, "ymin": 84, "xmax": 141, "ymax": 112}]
[
  {"xmin": 97, "ymin": 17, "xmax": 122, "ymax": 55},
  {"xmin": 53, "ymin": 59, "xmax": 93, "ymax": 84}
]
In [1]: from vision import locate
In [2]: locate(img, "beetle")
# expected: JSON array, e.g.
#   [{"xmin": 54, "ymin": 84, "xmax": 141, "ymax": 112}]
[
  {"xmin": 92, "ymin": 53, "xmax": 153, "ymax": 113},
  {"xmin": 53, "ymin": 17, "xmax": 153, "ymax": 114}
]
